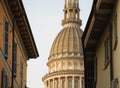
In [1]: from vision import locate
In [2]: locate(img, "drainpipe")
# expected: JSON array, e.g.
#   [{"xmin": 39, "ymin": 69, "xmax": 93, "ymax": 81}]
[
  {"xmin": 109, "ymin": 23, "xmax": 113, "ymax": 85},
  {"xmin": 11, "ymin": 17, "xmax": 15, "ymax": 88}
]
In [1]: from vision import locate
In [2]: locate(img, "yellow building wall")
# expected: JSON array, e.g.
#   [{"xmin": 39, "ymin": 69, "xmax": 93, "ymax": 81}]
[
  {"xmin": 96, "ymin": 29, "xmax": 110, "ymax": 88},
  {"xmin": 0, "ymin": 1, "xmax": 27, "ymax": 88},
  {"xmin": 112, "ymin": 0, "xmax": 120, "ymax": 86}
]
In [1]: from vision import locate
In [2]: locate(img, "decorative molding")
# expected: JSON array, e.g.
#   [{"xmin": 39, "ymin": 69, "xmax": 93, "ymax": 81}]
[{"xmin": 42, "ymin": 70, "xmax": 84, "ymax": 81}]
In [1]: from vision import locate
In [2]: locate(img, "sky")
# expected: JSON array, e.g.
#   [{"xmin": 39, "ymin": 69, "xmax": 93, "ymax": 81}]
[{"xmin": 22, "ymin": 0, "xmax": 93, "ymax": 88}]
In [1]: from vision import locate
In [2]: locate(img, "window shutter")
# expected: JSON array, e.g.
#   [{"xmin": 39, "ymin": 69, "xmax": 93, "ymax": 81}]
[
  {"xmin": 4, "ymin": 21, "xmax": 9, "ymax": 59},
  {"xmin": 5, "ymin": 75, "xmax": 8, "ymax": 88},
  {"xmin": 1, "ymin": 70, "xmax": 8, "ymax": 88},
  {"xmin": 13, "ymin": 43, "xmax": 17, "ymax": 77}
]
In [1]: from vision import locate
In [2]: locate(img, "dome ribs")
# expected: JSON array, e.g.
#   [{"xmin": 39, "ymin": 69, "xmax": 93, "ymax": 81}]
[
  {"xmin": 59, "ymin": 28, "xmax": 67, "ymax": 53},
  {"xmin": 54, "ymin": 30, "xmax": 64, "ymax": 55},
  {"xmin": 62, "ymin": 27, "xmax": 70, "ymax": 52},
  {"xmin": 49, "ymin": 24, "xmax": 83, "ymax": 60},
  {"xmin": 57, "ymin": 28, "xmax": 67, "ymax": 54},
  {"xmin": 73, "ymin": 26, "xmax": 78, "ymax": 52},
  {"xmin": 76, "ymin": 28, "xmax": 83, "ymax": 55},
  {"xmin": 50, "ymin": 30, "xmax": 63, "ymax": 56},
  {"xmin": 68, "ymin": 27, "xmax": 74, "ymax": 52}
]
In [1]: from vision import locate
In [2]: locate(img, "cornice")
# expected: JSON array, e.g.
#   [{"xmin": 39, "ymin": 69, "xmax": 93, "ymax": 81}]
[{"xmin": 42, "ymin": 70, "xmax": 84, "ymax": 81}]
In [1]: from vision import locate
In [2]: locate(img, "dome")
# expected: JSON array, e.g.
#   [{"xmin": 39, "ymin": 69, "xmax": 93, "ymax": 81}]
[{"xmin": 49, "ymin": 24, "xmax": 83, "ymax": 60}]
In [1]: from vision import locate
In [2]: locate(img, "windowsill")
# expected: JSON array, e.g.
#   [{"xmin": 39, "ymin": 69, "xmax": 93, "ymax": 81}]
[
  {"xmin": 113, "ymin": 39, "xmax": 118, "ymax": 50},
  {"xmin": 103, "ymin": 58, "xmax": 109, "ymax": 70}
]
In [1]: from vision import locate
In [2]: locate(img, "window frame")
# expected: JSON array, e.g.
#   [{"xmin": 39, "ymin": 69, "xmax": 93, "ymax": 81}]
[
  {"xmin": 113, "ymin": 14, "xmax": 118, "ymax": 50},
  {"xmin": 104, "ymin": 36, "xmax": 110, "ymax": 69},
  {"xmin": 74, "ymin": 79, "xmax": 78, "ymax": 88},
  {"xmin": 4, "ymin": 20, "xmax": 9, "ymax": 59},
  {"xmin": 1, "ymin": 70, "xmax": 8, "ymax": 88},
  {"xmin": 68, "ymin": 79, "xmax": 72, "ymax": 88}
]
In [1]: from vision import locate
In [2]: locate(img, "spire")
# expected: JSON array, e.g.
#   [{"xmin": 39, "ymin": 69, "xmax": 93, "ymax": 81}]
[{"xmin": 62, "ymin": 0, "xmax": 82, "ymax": 26}]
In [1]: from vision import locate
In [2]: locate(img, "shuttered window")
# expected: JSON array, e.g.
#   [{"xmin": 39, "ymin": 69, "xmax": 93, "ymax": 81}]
[
  {"xmin": 104, "ymin": 36, "xmax": 110, "ymax": 68},
  {"xmin": 13, "ymin": 43, "xmax": 17, "ymax": 77},
  {"xmin": 4, "ymin": 20, "xmax": 9, "ymax": 59},
  {"xmin": 1, "ymin": 70, "xmax": 8, "ymax": 88}
]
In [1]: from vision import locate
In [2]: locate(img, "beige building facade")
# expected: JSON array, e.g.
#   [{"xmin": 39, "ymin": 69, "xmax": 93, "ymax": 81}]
[
  {"xmin": 42, "ymin": 0, "xmax": 84, "ymax": 88},
  {"xmin": 82, "ymin": 0, "xmax": 120, "ymax": 88},
  {"xmin": 0, "ymin": 0, "xmax": 39, "ymax": 88}
]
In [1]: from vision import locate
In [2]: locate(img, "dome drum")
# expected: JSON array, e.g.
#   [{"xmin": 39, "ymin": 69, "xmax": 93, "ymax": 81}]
[
  {"xmin": 47, "ymin": 57, "xmax": 84, "ymax": 73},
  {"xmin": 48, "ymin": 52, "xmax": 83, "ymax": 61}
]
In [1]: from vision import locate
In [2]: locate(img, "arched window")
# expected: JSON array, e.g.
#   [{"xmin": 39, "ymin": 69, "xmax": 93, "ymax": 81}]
[
  {"xmin": 74, "ymin": 80, "xmax": 78, "ymax": 88},
  {"xmin": 68, "ymin": 80, "xmax": 72, "ymax": 88},
  {"xmin": 62, "ymin": 79, "xmax": 65, "ymax": 88},
  {"xmin": 82, "ymin": 77, "xmax": 85, "ymax": 88}
]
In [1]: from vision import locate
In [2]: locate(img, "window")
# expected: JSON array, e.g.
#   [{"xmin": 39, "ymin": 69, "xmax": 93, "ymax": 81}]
[
  {"xmin": 74, "ymin": 80, "xmax": 78, "ymax": 88},
  {"xmin": 1, "ymin": 70, "xmax": 8, "ymax": 88},
  {"xmin": 4, "ymin": 20, "xmax": 9, "ymax": 59},
  {"xmin": 113, "ymin": 14, "xmax": 118, "ymax": 50},
  {"xmin": 13, "ymin": 43, "xmax": 17, "ymax": 77},
  {"xmin": 68, "ymin": 80, "xmax": 72, "ymax": 88},
  {"xmin": 104, "ymin": 37, "xmax": 110, "ymax": 68},
  {"xmin": 75, "ymin": 0, "xmax": 78, "ymax": 7},
  {"xmin": 81, "ymin": 77, "xmax": 85, "ymax": 88},
  {"xmin": 62, "ymin": 80, "xmax": 65, "ymax": 88}
]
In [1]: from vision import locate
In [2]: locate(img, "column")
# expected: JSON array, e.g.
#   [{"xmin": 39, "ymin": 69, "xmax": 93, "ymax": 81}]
[
  {"xmin": 53, "ymin": 78, "xmax": 54, "ymax": 88},
  {"xmin": 44, "ymin": 81, "xmax": 47, "ymax": 88},
  {"xmin": 79, "ymin": 76, "xmax": 81, "ymax": 88},
  {"xmin": 59, "ymin": 77, "xmax": 61, "ymax": 88},
  {"xmin": 72, "ymin": 76, "xmax": 74, "ymax": 88},
  {"xmin": 48, "ymin": 80, "xmax": 50, "ymax": 88},
  {"xmin": 65, "ymin": 76, "xmax": 68, "ymax": 88}
]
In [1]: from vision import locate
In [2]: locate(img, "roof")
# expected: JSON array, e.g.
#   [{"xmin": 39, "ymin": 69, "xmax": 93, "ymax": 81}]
[
  {"xmin": 5, "ymin": 0, "xmax": 39, "ymax": 58},
  {"xmin": 49, "ymin": 25, "xmax": 83, "ymax": 60},
  {"xmin": 82, "ymin": 0, "xmax": 116, "ymax": 87}
]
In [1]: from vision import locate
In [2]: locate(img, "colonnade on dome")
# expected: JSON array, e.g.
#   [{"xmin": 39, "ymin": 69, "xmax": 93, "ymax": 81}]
[{"xmin": 43, "ymin": 73, "xmax": 84, "ymax": 88}]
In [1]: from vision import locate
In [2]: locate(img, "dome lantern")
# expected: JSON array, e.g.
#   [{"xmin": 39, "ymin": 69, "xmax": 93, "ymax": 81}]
[
  {"xmin": 62, "ymin": 0, "xmax": 82, "ymax": 26},
  {"xmin": 42, "ymin": 0, "xmax": 84, "ymax": 87}
]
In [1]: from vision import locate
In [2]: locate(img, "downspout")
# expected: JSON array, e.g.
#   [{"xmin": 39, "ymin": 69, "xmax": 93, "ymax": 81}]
[
  {"xmin": 109, "ymin": 23, "xmax": 113, "ymax": 86},
  {"xmin": 11, "ymin": 18, "xmax": 15, "ymax": 88}
]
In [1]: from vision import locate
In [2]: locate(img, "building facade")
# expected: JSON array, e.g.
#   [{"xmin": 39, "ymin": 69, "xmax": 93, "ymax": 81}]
[
  {"xmin": 42, "ymin": 0, "xmax": 84, "ymax": 88},
  {"xmin": 82, "ymin": 0, "xmax": 120, "ymax": 88},
  {"xmin": 0, "ymin": 0, "xmax": 39, "ymax": 88}
]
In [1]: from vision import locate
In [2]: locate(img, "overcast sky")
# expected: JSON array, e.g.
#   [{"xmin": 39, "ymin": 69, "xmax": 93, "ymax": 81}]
[{"xmin": 22, "ymin": 0, "xmax": 93, "ymax": 88}]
